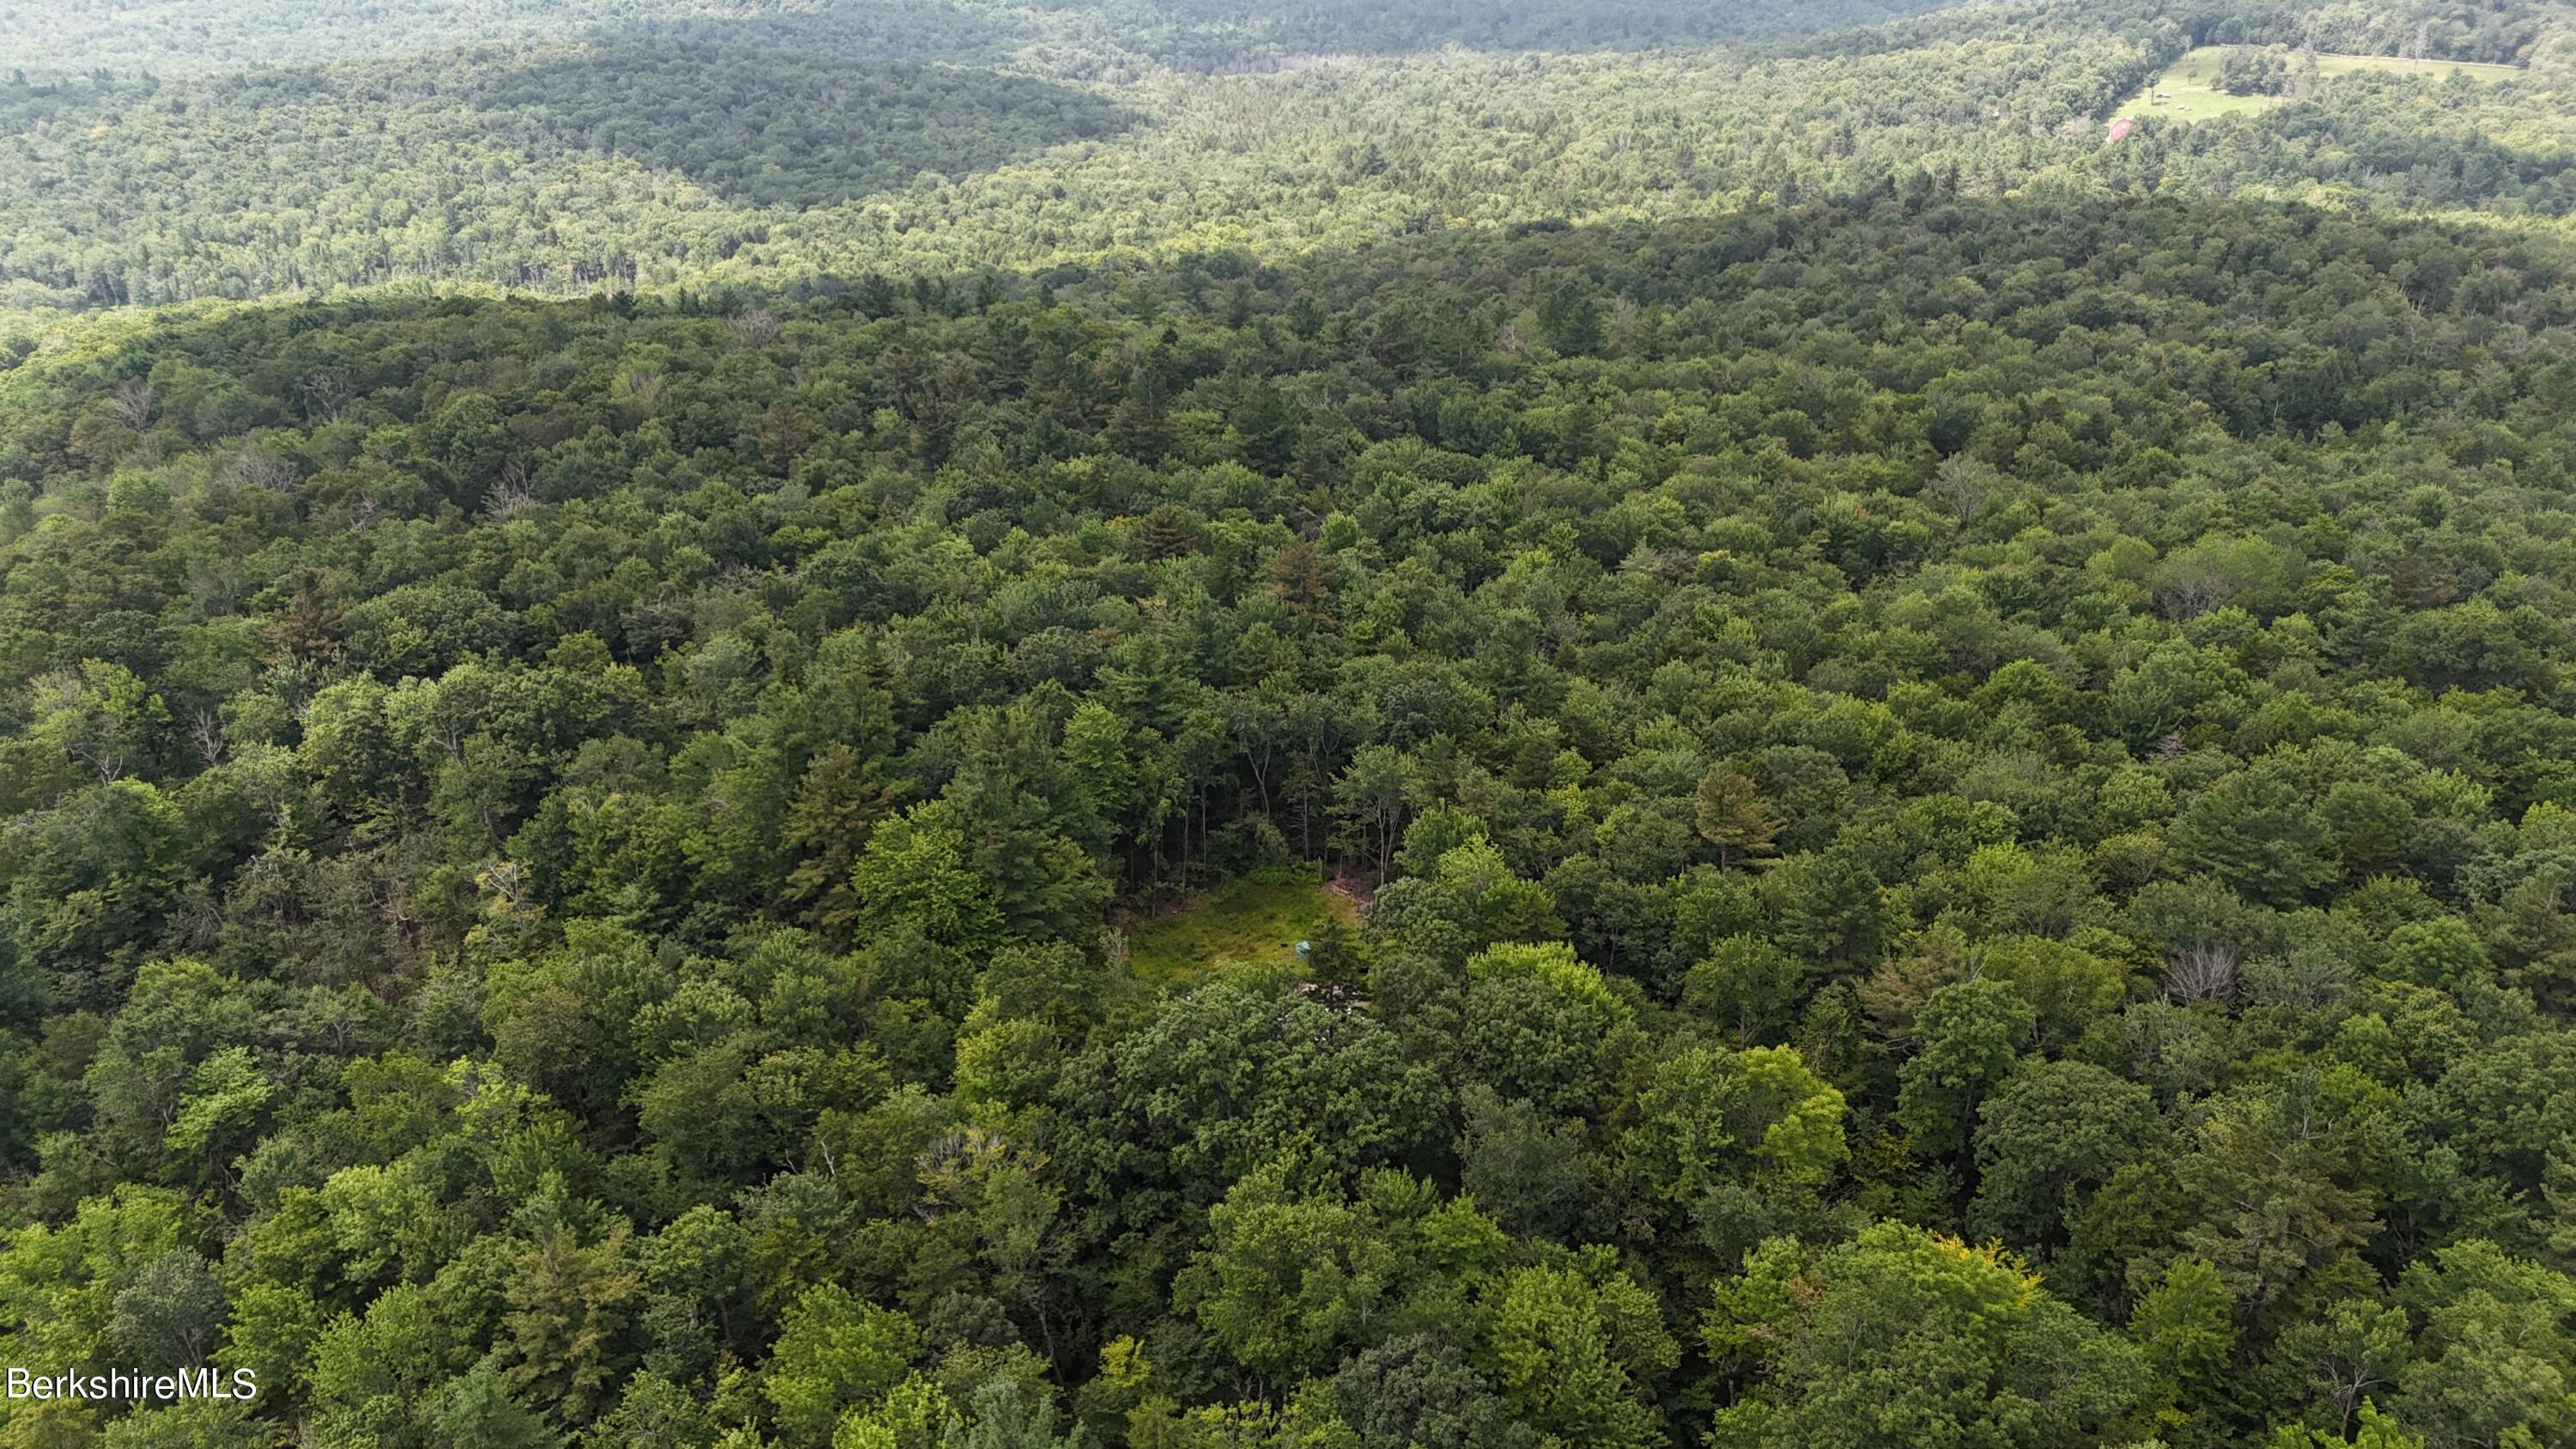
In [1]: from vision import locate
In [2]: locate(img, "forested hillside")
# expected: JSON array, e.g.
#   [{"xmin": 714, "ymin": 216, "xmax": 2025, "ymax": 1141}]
[
  {"xmin": 9, "ymin": 0, "xmax": 2576, "ymax": 1446},
  {"xmin": 0, "ymin": 0, "xmax": 1978, "ymax": 79},
  {"xmin": 4, "ymin": 181, "xmax": 2576, "ymax": 1446},
  {"xmin": 3, "ymin": 0, "xmax": 2573, "ymax": 312}
]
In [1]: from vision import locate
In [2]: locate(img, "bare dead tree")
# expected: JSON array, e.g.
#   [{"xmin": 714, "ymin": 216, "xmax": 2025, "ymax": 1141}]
[
  {"xmin": 1608, "ymin": 295, "xmax": 1642, "ymax": 352},
  {"xmin": 2154, "ymin": 563, "xmax": 2237, "ymax": 620},
  {"xmin": 1928, "ymin": 455, "xmax": 1995, "ymax": 526},
  {"xmin": 621, "ymin": 365, "xmax": 665, "ymax": 421},
  {"xmin": 216, "ymin": 448, "xmax": 297, "ymax": 492},
  {"xmin": 478, "ymin": 860, "xmax": 528, "ymax": 908},
  {"xmin": 726, "ymin": 310, "xmax": 780, "ymax": 348},
  {"xmin": 484, "ymin": 459, "xmax": 535, "ymax": 518},
  {"xmin": 299, "ymin": 368, "xmax": 351, "ymax": 423},
  {"xmin": 107, "ymin": 377, "xmax": 155, "ymax": 430},
  {"xmin": 188, "ymin": 708, "xmax": 227, "ymax": 767},
  {"xmin": 2164, "ymin": 942, "xmax": 2239, "ymax": 1003},
  {"xmin": 185, "ymin": 879, "xmax": 226, "ymax": 950}
]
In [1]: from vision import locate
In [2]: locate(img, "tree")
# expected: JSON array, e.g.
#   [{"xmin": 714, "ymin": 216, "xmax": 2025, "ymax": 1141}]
[
  {"xmin": 162, "ymin": 1045, "xmax": 270, "ymax": 1188},
  {"xmin": 1132, "ymin": 507, "xmax": 1199, "ymax": 563},
  {"xmin": 1896, "ymin": 978, "xmax": 2034, "ymax": 1160},
  {"xmin": 436, "ymin": 1363, "xmax": 565, "ymax": 1449},
  {"xmin": 1460, "ymin": 943, "xmax": 1637, "ymax": 1118},
  {"xmin": 23, "ymin": 659, "xmax": 163, "ymax": 788},
  {"xmin": 2172, "ymin": 1080, "xmax": 2383, "ymax": 1323},
  {"xmin": 781, "ymin": 746, "xmax": 896, "ymax": 939},
  {"xmin": 1235, "ymin": 381, "xmax": 1302, "ymax": 473},
  {"xmin": 2381, "ymin": 917, "xmax": 2493, "ymax": 995},
  {"xmin": 305, "ymin": 1285, "xmax": 454, "ymax": 1445},
  {"xmin": 763, "ymin": 1284, "xmax": 922, "ymax": 1446},
  {"xmin": 2391, "ymin": 1239, "xmax": 2576, "ymax": 1449},
  {"xmin": 1619, "ymin": 1045, "xmax": 1847, "ymax": 1215},
  {"xmin": 1705, "ymin": 1222, "xmax": 2146, "ymax": 1448},
  {"xmin": 1371, "ymin": 840, "xmax": 1563, "ymax": 962},
  {"xmin": 1173, "ymin": 1163, "xmax": 1397, "ymax": 1385},
  {"xmin": 830, "ymin": 1373, "xmax": 957, "ymax": 1449},
  {"xmin": 2265, "ymin": 1400, "xmax": 2424, "ymax": 1449},
  {"xmin": 1334, "ymin": 746, "xmax": 1421, "ymax": 885},
  {"xmin": 2172, "ymin": 763, "xmax": 2336, "ymax": 908},
  {"xmin": 2130, "ymin": 1257, "xmax": 2234, "ymax": 1422},
  {"xmin": 2266, "ymin": 1299, "xmax": 2413, "ymax": 1442},
  {"xmin": 499, "ymin": 1223, "xmax": 642, "ymax": 1426},
  {"xmin": 1969, "ymin": 1059, "xmax": 2159, "ymax": 1247},
  {"xmin": 947, "ymin": 1376, "xmax": 1095, "ymax": 1448},
  {"xmin": 1683, "ymin": 936, "xmax": 1807, "ymax": 1047},
  {"xmin": 1925, "ymin": 456, "xmax": 1995, "ymax": 526},
  {"xmin": 1971, "ymin": 936, "xmax": 2126, "ymax": 1054},
  {"xmin": 1487, "ymin": 1263, "xmax": 1675, "ymax": 1449},
  {"xmin": 1068, "ymin": 976, "xmax": 1444, "ymax": 1208},
  {"xmin": 1763, "ymin": 847, "xmax": 1889, "ymax": 966},
  {"xmin": 1303, "ymin": 913, "xmax": 1371, "ymax": 1005},
  {"xmin": 1334, "ymin": 1333, "xmax": 1537, "ymax": 1449},
  {"xmin": 849, "ymin": 806, "xmax": 1005, "ymax": 953},
  {"xmin": 1694, "ymin": 765, "xmax": 1780, "ymax": 873},
  {"xmin": 1538, "ymin": 283, "xmax": 1604, "ymax": 356},
  {"xmin": 1457, "ymin": 1086, "xmax": 1592, "ymax": 1243},
  {"xmin": 2216, "ymin": 46, "xmax": 2290, "ymax": 96},
  {"xmin": 103, "ymin": 1250, "xmax": 226, "ymax": 1373},
  {"xmin": 1269, "ymin": 539, "xmax": 1334, "ymax": 619}
]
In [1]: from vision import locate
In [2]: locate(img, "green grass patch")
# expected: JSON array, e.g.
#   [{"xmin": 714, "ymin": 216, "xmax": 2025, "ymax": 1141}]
[
  {"xmin": 2118, "ymin": 46, "xmax": 2518, "ymax": 126},
  {"xmin": 1120, "ymin": 879, "xmax": 1359, "ymax": 984}
]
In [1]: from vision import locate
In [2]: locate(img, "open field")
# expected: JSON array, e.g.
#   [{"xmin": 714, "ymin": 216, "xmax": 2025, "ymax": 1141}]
[
  {"xmin": 1118, "ymin": 878, "xmax": 1361, "ymax": 983},
  {"xmin": 2120, "ymin": 45, "xmax": 2521, "ymax": 125}
]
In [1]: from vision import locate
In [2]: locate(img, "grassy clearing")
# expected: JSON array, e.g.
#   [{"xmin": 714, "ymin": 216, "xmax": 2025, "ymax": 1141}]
[
  {"xmin": 1119, "ymin": 878, "xmax": 1360, "ymax": 984},
  {"xmin": 2118, "ymin": 46, "xmax": 2519, "ymax": 125}
]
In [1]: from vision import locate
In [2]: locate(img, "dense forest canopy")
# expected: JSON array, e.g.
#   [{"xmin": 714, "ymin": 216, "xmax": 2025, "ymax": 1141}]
[
  {"xmin": 8, "ymin": 180, "xmax": 2576, "ymax": 1449},
  {"xmin": 0, "ymin": 0, "xmax": 1983, "ymax": 79},
  {"xmin": 2, "ymin": 0, "xmax": 2572, "ymax": 314},
  {"xmin": 8, "ymin": 0, "xmax": 2576, "ymax": 1447}
]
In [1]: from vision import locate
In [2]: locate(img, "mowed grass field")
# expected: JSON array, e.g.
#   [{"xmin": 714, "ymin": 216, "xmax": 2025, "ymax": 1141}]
[
  {"xmin": 1119, "ymin": 878, "xmax": 1361, "ymax": 983},
  {"xmin": 2121, "ymin": 46, "xmax": 2522, "ymax": 125}
]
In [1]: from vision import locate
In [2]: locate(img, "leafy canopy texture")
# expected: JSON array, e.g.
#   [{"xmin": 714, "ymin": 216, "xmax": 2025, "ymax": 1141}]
[{"xmin": 6, "ymin": 2, "xmax": 2576, "ymax": 1436}]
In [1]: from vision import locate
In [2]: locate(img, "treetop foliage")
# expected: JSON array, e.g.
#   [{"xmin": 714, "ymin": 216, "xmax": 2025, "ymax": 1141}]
[
  {"xmin": 3, "ymin": 178, "xmax": 2576, "ymax": 1444},
  {"xmin": 8, "ymin": 0, "xmax": 2576, "ymax": 1445}
]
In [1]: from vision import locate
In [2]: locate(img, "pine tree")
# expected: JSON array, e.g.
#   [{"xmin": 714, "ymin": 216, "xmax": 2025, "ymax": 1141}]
[
  {"xmin": 782, "ymin": 746, "xmax": 895, "ymax": 940},
  {"xmin": 500, "ymin": 1223, "xmax": 641, "ymax": 1427},
  {"xmin": 1133, "ymin": 505, "xmax": 1200, "ymax": 562},
  {"xmin": 1303, "ymin": 913, "xmax": 1370, "ymax": 1005},
  {"xmin": 1268, "ymin": 539, "xmax": 1333, "ymax": 618},
  {"xmin": 1694, "ymin": 764, "xmax": 1779, "ymax": 871}
]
